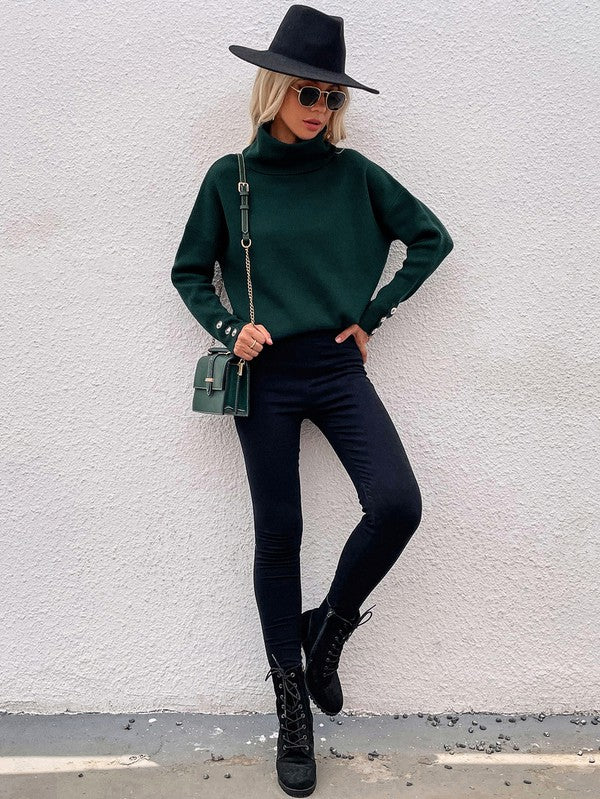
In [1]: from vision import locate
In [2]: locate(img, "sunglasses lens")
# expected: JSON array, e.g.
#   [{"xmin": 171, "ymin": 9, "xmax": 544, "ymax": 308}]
[
  {"xmin": 327, "ymin": 91, "xmax": 346, "ymax": 111},
  {"xmin": 299, "ymin": 86, "xmax": 321, "ymax": 107}
]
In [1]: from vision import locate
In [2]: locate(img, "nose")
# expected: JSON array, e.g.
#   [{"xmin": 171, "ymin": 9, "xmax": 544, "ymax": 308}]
[{"xmin": 313, "ymin": 92, "xmax": 328, "ymax": 112}]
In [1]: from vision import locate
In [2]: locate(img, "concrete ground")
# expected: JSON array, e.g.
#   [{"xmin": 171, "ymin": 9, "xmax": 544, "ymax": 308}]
[{"xmin": 0, "ymin": 710, "xmax": 598, "ymax": 798}]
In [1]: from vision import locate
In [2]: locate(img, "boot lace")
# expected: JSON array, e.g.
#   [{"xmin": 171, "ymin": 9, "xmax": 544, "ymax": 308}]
[
  {"xmin": 265, "ymin": 654, "xmax": 310, "ymax": 752},
  {"xmin": 321, "ymin": 604, "xmax": 376, "ymax": 679}
]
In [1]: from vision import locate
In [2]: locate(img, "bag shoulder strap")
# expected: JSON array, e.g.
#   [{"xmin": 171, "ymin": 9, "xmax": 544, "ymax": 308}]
[
  {"xmin": 236, "ymin": 153, "xmax": 255, "ymax": 329},
  {"xmin": 237, "ymin": 153, "xmax": 250, "ymax": 244}
]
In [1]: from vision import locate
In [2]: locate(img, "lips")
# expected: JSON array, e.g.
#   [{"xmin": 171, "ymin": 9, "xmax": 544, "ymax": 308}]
[{"xmin": 304, "ymin": 119, "xmax": 322, "ymax": 124}]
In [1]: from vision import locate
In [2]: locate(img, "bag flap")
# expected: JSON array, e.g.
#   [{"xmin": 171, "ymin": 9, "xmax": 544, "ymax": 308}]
[{"xmin": 193, "ymin": 352, "xmax": 230, "ymax": 391}]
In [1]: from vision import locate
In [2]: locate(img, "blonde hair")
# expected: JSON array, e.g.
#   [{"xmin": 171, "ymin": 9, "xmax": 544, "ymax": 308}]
[{"xmin": 246, "ymin": 67, "xmax": 350, "ymax": 146}]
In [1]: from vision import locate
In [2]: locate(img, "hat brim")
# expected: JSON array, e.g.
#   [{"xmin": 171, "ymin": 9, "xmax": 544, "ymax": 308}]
[{"xmin": 228, "ymin": 45, "xmax": 380, "ymax": 95}]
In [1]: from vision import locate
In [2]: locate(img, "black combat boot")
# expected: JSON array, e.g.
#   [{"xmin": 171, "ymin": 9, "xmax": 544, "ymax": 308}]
[
  {"xmin": 265, "ymin": 655, "xmax": 316, "ymax": 797},
  {"xmin": 301, "ymin": 596, "xmax": 375, "ymax": 715}
]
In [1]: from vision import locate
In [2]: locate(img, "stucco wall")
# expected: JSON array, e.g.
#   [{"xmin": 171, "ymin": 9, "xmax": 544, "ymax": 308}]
[{"xmin": 1, "ymin": 0, "xmax": 598, "ymax": 714}]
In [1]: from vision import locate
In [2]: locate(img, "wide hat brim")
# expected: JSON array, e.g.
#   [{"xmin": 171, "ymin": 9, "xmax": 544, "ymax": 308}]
[{"xmin": 229, "ymin": 45, "xmax": 380, "ymax": 95}]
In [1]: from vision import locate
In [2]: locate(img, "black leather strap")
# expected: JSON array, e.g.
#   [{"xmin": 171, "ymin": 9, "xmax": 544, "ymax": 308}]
[{"xmin": 237, "ymin": 153, "xmax": 250, "ymax": 244}]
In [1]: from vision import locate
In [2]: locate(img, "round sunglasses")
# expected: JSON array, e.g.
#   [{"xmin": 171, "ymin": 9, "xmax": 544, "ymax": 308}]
[{"xmin": 290, "ymin": 84, "xmax": 347, "ymax": 111}]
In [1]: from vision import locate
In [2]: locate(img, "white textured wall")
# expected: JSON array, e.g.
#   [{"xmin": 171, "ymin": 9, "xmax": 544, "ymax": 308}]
[{"xmin": 1, "ymin": 0, "xmax": 598, "ymax": 714}]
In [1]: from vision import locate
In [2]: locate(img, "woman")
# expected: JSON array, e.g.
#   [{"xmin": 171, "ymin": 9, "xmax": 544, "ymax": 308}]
[{"xmin": 171, "ymin": 5, "xmax": 454, "ymax": 796}]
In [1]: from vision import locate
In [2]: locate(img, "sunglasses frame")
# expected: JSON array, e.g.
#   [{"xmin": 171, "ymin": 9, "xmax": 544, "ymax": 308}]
[{"xmin": 290, "ymin": 84, "xmax": 347, "ymax": 112}]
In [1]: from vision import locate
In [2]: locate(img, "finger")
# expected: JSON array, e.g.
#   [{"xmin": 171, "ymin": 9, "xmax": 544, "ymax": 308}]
[{"xmin": 252, "ymin": 324, "xmax": 273, "ymax": 345}]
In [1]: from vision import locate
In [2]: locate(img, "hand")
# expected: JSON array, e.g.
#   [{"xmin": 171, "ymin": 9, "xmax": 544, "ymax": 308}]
[
  {"xmin": 233, "ymin": 323, "xmax": 273, "ymax": 360},
  {"xmin": 334, "ymin": 323, "xmax": 371, "ymax": 364}
]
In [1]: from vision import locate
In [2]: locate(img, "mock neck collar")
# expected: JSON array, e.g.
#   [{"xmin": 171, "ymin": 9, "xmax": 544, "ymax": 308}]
[{"xmin": 242, "ymin": 120, "xmax": 339, "ymax": 175}]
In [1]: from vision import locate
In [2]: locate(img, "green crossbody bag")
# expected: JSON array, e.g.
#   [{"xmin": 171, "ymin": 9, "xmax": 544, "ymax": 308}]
[{"xmin": 192, "ymin": 152, "xmax": 255, "ymax": 417}]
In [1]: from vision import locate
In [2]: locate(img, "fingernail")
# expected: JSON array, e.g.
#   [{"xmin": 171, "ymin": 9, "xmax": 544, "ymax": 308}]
[{"xmin": 335, "ymin": 336, "xmax": 341, "ymax": 342}]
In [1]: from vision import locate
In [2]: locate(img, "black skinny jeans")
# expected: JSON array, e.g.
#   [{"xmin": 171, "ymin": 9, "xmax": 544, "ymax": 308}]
[{"xmin": 233, "ymin": 328, "xmax": 422, "ymax": 669}]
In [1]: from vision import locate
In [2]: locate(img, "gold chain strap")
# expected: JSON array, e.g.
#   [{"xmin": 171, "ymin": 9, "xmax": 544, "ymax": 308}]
[{"xmin": 242, "ymin": 238, "xmax": 255, "ymax": 326}]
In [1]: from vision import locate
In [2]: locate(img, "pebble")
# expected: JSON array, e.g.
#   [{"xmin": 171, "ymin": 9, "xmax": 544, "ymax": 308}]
[
  {"xmin": 224, "ymin": 772, "xmax": 231, "ymax": 778},
  {"xmin": 524, "ymin": 779, "xmax": 532, "ymax": 784},
  {"xmin": 203, "ymin": 774, "xmax": 209, "ymax": 779},
  {"xmin": 543, "ymin": 731, "xmax": 550, "ymax": 737},
  {"xmin": 444, "ymin": 764, "xmax": 453, "ymax": 769}
]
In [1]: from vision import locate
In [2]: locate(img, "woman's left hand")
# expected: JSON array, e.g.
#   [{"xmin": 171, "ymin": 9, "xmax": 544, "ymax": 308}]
[{"xmin": 334, "ymin": 324, "xmax": 371, "ymax": 363}]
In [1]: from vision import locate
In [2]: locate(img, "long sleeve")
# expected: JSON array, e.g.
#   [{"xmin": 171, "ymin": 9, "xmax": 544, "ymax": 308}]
[
  {"xmin": 357, "ymin": 159, "xmax": 454, "ymax": 336},
  {"xmin": 171, "ymin": 163, "xmax": 248, "ymax": 348}
]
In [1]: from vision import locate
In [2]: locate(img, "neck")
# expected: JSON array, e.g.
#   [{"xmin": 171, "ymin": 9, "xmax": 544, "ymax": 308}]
[{"xmin": 242, "ymin": 120, "xmax": 339, "ymax": 175}]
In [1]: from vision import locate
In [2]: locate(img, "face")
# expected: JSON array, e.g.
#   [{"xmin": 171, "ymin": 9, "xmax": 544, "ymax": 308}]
[{"xmin": 270, "ymin": 77, "xmax": 344, "ymax": 143}]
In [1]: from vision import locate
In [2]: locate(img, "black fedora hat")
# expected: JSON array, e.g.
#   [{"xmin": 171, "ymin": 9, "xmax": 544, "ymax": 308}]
[{"xmin": 229, "ymin": 4, "xmax": 379, "ymax": 95}]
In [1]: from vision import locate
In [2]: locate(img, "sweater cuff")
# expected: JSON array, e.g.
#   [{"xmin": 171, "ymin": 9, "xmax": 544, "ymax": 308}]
[
  {"xmin": 358, "ymin": 301, "xmax": 398, "ymax": 337},
  {"xmin": 211, "ymin": 315, "xmax": 248, "ymax": 349}
]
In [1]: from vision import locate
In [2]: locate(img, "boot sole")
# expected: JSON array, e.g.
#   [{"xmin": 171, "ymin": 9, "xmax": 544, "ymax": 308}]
[{"xmin": 277, "ymin": 775, "xmax": 317, "ymax": 797}]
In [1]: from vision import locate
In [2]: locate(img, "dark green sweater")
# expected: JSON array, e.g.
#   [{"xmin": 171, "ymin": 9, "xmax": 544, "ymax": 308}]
[{"xmin": 172, "ymin": 120, "xmax": 453, "ymax": 347}]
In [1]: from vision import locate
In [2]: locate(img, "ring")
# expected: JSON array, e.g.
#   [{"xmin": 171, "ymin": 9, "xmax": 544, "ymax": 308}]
[{"xmin": 250, "ymin": 338, "xmax": 257, "ymax": 349}]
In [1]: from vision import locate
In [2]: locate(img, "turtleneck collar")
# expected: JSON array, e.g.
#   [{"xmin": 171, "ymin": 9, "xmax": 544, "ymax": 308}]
[{"xmin": 242, "ymin": 120, "xmax": 340, "ymax": 175}]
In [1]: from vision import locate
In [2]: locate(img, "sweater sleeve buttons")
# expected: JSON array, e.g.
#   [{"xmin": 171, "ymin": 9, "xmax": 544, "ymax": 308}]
[
  {"xmin": 390, "ymin": 307, "xmax": 397, "ymax": 314},
  {"xmin": 216, "ymin": 320, "xmax": 223, "ymax": 329},
  {"xmin": 224, "ymin": 325, "xmax": 231, "ymax": 335},
  {"xmin": 231, "ymin": 328, "xmax": 237, "ymax": 337}
]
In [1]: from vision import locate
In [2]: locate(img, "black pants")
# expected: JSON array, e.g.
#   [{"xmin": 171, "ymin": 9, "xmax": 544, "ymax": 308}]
[{"xmin": 234, "ymin": 329, "xmax": 422, "ymax": 669}]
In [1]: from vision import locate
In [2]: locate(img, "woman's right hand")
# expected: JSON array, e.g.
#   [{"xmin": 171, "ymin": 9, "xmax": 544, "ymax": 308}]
[{"xmin": 233, "ymin": 323, "xmax": 273, "ymax": 360}]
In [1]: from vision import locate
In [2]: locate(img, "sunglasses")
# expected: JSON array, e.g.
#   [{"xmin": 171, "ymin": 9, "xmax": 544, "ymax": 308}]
[{"xmin": 290, "ymin": 84, "xmax": 347, "ymax": 111}]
